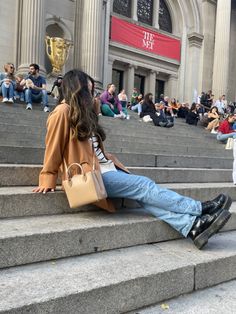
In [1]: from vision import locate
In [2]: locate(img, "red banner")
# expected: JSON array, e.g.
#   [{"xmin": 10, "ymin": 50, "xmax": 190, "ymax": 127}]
[{"xmin": 110, "ymin": 16, "xmax": 181, "ymax": 61}]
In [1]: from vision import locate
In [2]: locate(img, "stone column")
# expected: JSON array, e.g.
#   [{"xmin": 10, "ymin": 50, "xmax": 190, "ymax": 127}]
[
  {"xmin": 73, "ymin": 0, "xmax": 83, "ymax": 68},
  {"xmin": 152, "ymin": 0, "xmax": 160, "ymax": 29},
  {"xmin": 18, "ymin": 0, "xmax": 46, "ymax": 74},
  {"xmin": 198, "ymin": 0, "xmax": 217, "ymax": 93},
  {"xmin": 80, "ymin": 0, "xmax": 104, "ymax": 89},
  {"xmin": 212, "ymin": 0, "xmax": 231, "ymax": 97},
  {"xmin": 132, "ymin": 0, "xmax": 138, "ymax": 21},
  {"xmin": 186, "ymin": 33, "xmax": 203, "ymax": 103},
  {"xmin": 126, "ymin": 64, "xmax": 135, "ymax": 101},
  {"xmin": 167, "ymin": 74, "xmax": 178, "ymax": 99},
  {"xmin": 102, "ymin": 0, "xmax": 111, "ymax": 89},
  {"xmin": 106, "ymin": 58, "xmax": 114, "ymax": 87},
  {"xmin": 146, "ymin": 70, "xmax": 156, "ymax": 97}
]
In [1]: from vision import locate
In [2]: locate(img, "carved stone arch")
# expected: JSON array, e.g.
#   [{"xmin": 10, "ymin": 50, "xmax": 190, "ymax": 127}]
[
  {"xmin": 163, "ymin": 0, "xmax": 183, "ymax": 36},
  {"xmin": 45, "ymin": 18, "xmax": 73, "ymax": 41},
  {"xmin": 163, "ymin": 0, "xmax": 201, "ymax": 36},
  {"xmin": 176, "ymin": 0, "xmax": 202, "ymax": 34}
]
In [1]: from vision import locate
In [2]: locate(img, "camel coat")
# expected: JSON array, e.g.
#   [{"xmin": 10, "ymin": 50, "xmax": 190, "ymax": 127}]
[{"xmin": 39, "ymin": 102, "xmax": 129, "ymax": 212}]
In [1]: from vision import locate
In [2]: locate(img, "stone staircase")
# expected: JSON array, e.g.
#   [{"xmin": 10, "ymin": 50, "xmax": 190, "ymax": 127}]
[{"xmin": 0, "ymin": 101, "xmax": 236, "ymax": 313}]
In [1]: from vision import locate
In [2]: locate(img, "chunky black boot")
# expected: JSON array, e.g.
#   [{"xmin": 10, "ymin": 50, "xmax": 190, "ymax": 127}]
[
  {"xmin": 201, "ymin": 194, "xmax": 232, "ymax": 215},
  {"xmin": 189, "ymin": 208, "xmax": 231, "ymax": 249}
]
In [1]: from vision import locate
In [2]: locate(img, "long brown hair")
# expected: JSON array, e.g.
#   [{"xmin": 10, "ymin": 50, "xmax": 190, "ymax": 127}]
[{"xmin": 61, "ymin": 69, "xmax": 106, "ymax": 141}]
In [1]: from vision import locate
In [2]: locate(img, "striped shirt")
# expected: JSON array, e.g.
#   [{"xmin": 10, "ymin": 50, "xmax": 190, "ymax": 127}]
[{"xmin": 91, "ymin": 135, "xmax": 117, "ymax": 174}]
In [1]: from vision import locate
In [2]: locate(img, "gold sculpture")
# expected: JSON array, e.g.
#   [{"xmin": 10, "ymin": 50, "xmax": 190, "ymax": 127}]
[{"xmin": 45, "ymin": 36, "xmax": 72, "ymax": 75}]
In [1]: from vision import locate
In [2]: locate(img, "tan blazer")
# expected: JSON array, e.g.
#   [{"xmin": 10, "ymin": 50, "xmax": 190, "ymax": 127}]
[{"xmin": 39, "ymin": 102, "xmax": 129, "ymax": 212}]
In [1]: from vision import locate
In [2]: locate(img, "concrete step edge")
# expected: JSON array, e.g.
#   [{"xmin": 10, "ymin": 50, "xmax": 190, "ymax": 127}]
[
  {"xmin": 0, "ymin": 206, "xmax": 235, "ymax": 269},
  {"xmin": 0, "ymin": 231, "xmax": 236, "ymax": 313}
]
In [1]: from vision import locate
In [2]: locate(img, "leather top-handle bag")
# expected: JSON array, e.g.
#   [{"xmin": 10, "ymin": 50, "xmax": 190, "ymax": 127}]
[{"xmin": 62, "ymin": 154, "xmax": 107, "ymax": 208}]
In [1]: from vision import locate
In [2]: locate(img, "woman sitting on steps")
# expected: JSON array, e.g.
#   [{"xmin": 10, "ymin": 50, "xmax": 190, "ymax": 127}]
[{"xmin": 33, "ymin": 69, "xmax": 232, "ymax": 250}]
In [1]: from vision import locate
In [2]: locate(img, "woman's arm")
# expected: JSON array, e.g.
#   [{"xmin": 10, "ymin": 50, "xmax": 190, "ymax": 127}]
[
  {"xmin": 33, "ymin": 105, "xmax": 70, "ymax": 193},
  {"xmin": 100, "ymin": 91, "xmax": 110, "ymax": 105}
]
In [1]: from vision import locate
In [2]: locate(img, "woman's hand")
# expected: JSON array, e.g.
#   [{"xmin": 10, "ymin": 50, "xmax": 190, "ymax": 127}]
[
  {"xmin": 109, "ymin": 104, "xmax": 114, "ymax": 110},
  {"xmin": 32, "ymin": 187, "xmax": 55, "ymax": 194}
]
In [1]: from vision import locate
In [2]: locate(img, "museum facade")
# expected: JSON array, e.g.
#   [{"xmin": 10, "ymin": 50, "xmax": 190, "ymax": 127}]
[{"xmin": 1, "ymin": 0, "xmax": 235, "ymax": 102}]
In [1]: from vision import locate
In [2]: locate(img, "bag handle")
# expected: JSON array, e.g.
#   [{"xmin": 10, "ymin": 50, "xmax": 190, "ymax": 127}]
[{"xmin": 66, "ymin": 163, "xmax": 85, "ymax": 181}]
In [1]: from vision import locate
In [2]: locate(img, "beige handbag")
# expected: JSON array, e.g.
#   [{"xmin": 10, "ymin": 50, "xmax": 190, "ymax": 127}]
[
  {"xmin": 225, "ymin": 137, "xmax": 234, "ymax": 150},
  {"xmin": 62, "ymin": 158, "xmax": 107, "ymax": 208}
]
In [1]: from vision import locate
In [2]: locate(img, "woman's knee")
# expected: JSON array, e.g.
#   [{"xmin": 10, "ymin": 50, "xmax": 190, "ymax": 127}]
[{"xmin": 101, "ymin": 104, "xmax": 114, "ymax": 117}]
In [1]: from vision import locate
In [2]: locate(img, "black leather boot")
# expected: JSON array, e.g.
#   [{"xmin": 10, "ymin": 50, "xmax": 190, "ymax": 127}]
[
  {"xmin": 189, "ymin": 208, "xmax": 231, "ymax": 249},
  {"xmin": 201, "ymin": 194, "xmax": 232, "ymax": 215}
]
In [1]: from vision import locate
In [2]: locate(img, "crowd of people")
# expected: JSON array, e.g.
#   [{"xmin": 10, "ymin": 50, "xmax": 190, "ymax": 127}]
[{"xmin": 1, "ymin": 62, "xmax": 236, "ymax": 143}]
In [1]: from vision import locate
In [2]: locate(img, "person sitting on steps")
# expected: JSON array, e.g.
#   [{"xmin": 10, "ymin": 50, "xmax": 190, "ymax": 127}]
[
  {"xmin": 205, "ymin": 106, "xmax": 220, "ymax": 134},
  {"xmin": 33, "ymin": 69, "xmax": 232, "ymax": 250},
  {"xmin": 0, "ymin": 63, "xmax": 16, "ymax": 103},
  {"xmin": 100, "ymin": 83, "xmax": 127, "ymax": 119},
  {"xmin": 217, "ymin": 114, "xmax": 236, "ymax": 143},
  {"xmin": 14, "ymin": 74, "xmax": 26, "ymax": 102},
  {"xmin": 186, "ymin": 102, "xmax": 199, "ymax": 126},
  {"xmin": 140, "ymin": 93, "xmax": 174, "ymax": 128},
  {"xmin": 49, "ymin": 75, "xmax": 63, "ymax": 99},
  {"xmin": 23, "ymin": 63, "xmax": 49, "ymax": 112}
]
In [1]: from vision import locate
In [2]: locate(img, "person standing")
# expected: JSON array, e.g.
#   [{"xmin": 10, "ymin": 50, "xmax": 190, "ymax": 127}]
[{"xmin": 24, "ymin": 63, "xmax": 49, "ymax": 112}]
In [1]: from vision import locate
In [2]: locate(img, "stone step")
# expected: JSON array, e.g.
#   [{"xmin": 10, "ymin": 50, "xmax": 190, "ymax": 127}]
[
  {"xmin": 129, "ymin": 167, "xmax": 232, "ymax": 183},
  {"xmin": 128, "ymin": 279, "xmax": 236, "ymax": 314},
  {"xmin": 0, "ymin": 206, "xmax": 235, "ymax": 269},
  {"xmin": 0, "ymin": 113, "xmax": 212, "ymax": 136},
  {"xmin": 106, "ymin": 135, "xmax": 222, "ymax": 149},
  {"xmin": 0, "ymin": 115, "xmax": 216, "ymax": 139},
  {"xmin": 1, "ymin": 183, "xmax": 236, "ymax": 219},
  {"xmin": 0, "ymin": 140, "xmax": 228, "ymax": 160},
  {"xmin": 0, "ymin": 144, "xmax": 232, "ymax": 165},
  {"xmin": 0, "ymin": 132, "xmax": 222, "ymax": 151},
  {"xmin": 0, "ymin": 123, "xmax": 218, "ymax": 146},
  {"xmin": 0, "ymin": 146, "xmax": 45, "ymax": 164},
  {"xmin": 0, "ymin": 122, "xmax": 45, "ymax": 135},
  {"xmin": 115, "ymin": 153, "xmax": 232, "ymax": 169},
  {"xmin": 1, "ymin": 231, "xmax": 236, "ymax": 313},
  {"xmin": 0, "ymin": 104, "xmax": 215, "ymax": 139},
  {"xmin": 107, "ymin": 143, "xmax": 232, "ymax": 157},
  {"xmin": 0, "ymin": 145, "xmax": 233, "ymax": 166},
  {"xmin": 0, "ymin": 164, "xmax": 232, "ymax": 187}
]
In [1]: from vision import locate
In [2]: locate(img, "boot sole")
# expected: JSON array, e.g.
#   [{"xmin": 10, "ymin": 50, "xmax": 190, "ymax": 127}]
[
  {"xmin": 194, "ymin": 210, "xmax": 231, "ymax": 250},
  {"xmin": 221, "ymin": 195, "xmax": 232, "ymax": 211}
]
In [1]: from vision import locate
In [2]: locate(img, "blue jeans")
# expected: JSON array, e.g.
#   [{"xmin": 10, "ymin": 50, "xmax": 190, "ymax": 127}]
[
  {"xmin": 1, "ymin": 83, "xmax": 14, "ymax": 98},
  {"xmin": 131, "ymin": 103, "xmax": 142, "ymax": 114},
  {"xmin": 102, "ymin": 170, "xmax": 201, "ymax": 237},
  {"xmin": 25, "ymin": 89, "xmax": 48, "ymax": 106},
  {"xmin": 217, "ymin": 132, "xmax": 236, "ymax": 142},
  {"xmin": 14, "ymin": 90, "xmax": 25, "ymax": 101}
]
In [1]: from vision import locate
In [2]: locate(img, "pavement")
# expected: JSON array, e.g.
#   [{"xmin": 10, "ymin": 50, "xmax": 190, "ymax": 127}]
[{"xmin": 127, "ymin": 279, "xmax": 236, "ymax": 314}]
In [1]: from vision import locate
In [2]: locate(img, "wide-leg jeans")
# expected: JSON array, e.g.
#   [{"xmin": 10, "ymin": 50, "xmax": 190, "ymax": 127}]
[{"xmin": 102, "ymin": 170, "xmax": 202, "ymax": 237}]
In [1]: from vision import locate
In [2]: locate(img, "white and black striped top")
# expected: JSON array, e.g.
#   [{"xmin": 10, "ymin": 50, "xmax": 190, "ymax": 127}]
[{"xmin": 91, "ymin": 135, "xmax": 117, "ymax": 174}]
